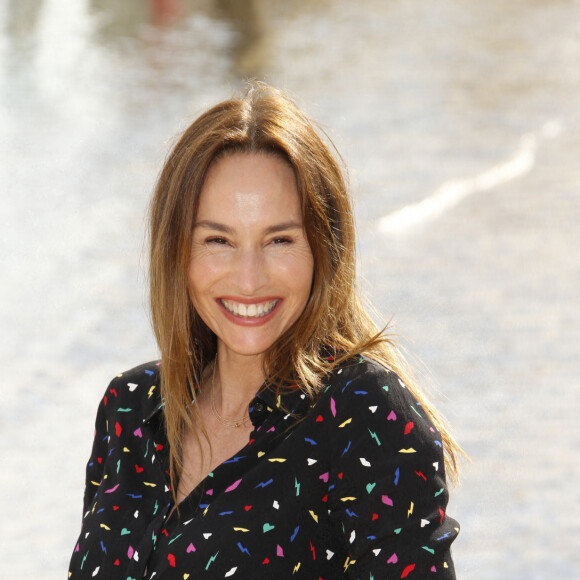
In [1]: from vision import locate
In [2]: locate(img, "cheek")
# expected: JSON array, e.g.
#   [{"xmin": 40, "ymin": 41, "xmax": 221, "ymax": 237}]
[
  {"xmin": 186, "ymin": 260, "xmax": 210, "ymax": 307},
  {"xmin": 187, "ymin": 254, "xmax": 221, "ymax": 291},
  {"xmin": 186, "ymin": 274, "xmax": 200, "ymax": 310},
  {"xmin": 289, "ymin": 256, "xmax": 314, "ymax": 300}
]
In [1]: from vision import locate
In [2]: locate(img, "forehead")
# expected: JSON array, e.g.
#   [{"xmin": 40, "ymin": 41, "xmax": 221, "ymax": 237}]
[{"xmin": 197, "ymin": 152, "xmax": 302, "ymax": 221}]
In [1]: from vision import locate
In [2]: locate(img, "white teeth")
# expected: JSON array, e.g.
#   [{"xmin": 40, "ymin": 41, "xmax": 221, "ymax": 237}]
[{"xmin": 221, "ymin": 299, "xmax": 278, "ymax": 318}]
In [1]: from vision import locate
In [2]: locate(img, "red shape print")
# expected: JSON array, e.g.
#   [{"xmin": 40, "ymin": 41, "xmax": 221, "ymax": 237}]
[
  {"xmin": 316, "ymin": 415, "xmax": 324, "ymax": 422},
  {"xmin": 439, "ymin": 507, "xmax": 445, "ymax": 524},
  {"xmin": 104, "ymin": 396, "xmax": 108, "ymax": 407},
  {"xmin": 115, "ymin": 422, "xmax": 122, "ymax": 437},
  {"xmin": 156, "ymin": 443, "xmax": 164, "ymax": 451},
  {"xmin": 248, "ymin": 438, "xmax": 255, "ymax": 445},
  {"xmin": 321, "ymin": 494, "xmax": 328, "ymax": 503},
  {"xmin": 372, "ymin": 513, "xmax": 379, "ymax": 521},
  {"xmin": 415, "ymin": 470, "xmax": 427, "ymax": 481},
  {"xmin": 404, "ymin": 422, "xmax": 414, "ymax": 435},
  {"xmin": 262, "ymin": 558, "xmax": 270, "ymax": 565},
  {"xmin": 97, "ymin": 457, "xmax": 103, "ymax": 464},
  {"xmin": 401, "ymin": 563, "xmax": 416, "ymax": 578},
  {"xmin": 167, "ymin": 553, "xmax": 176, "ymax": 567},
  {"xmin": 338, "ymin": 472, "xmax": 343, "ymax": 480},
  {"xmin": 110, "ymin": 388, "xmax": 118, "ymax": 398},
  {"xmin": 135, "ymin": 464, "xmax": 144, "ymax": 473},
  {"xmin": 114, "ymin": 559, "xmax": 120, "ymax": 566},
  {"xmin": 244, "ymin": 505, "xmax": 252, "ymax": 511}
]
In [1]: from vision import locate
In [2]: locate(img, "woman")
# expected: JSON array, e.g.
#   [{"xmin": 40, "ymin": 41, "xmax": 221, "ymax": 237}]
[{"xmin": 69, "ymin": 83, "xmax": 461, "ymax": 578}]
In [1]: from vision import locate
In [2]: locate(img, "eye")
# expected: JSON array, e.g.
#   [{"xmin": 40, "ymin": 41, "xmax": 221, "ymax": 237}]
[
  {"xmin": 271, "ymin": 236, "xmax": 293, "ymax": 245},
  {"xmin": 206, "ymin": 237, "xmax": 229, "ymax": 245}
]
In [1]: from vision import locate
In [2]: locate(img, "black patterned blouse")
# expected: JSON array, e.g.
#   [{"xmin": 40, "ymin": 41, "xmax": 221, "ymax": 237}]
[{"xmin": 69, "ymin": 356, "xmax": 459, "ymax": 579}]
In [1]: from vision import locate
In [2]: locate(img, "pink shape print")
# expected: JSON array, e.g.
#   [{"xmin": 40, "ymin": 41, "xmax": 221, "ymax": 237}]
[{"xmin": 225, "ymin": 479, "xmax": 242, "ymax": 493}]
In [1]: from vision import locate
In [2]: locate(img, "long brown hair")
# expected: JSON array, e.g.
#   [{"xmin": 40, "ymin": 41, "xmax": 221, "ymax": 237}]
[{"xmin": 149, "ymin": 82, "xmax": 462, "ymax": 500}]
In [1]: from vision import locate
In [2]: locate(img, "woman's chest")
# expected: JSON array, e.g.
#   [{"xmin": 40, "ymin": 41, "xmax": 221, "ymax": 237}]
[
  {"xmin": 146, "ymin": 427, "xmax": 345, "ymax": 578},
  {"xmin": 176, "ymin": 421, "xmax": 254, "ymax": 503}
]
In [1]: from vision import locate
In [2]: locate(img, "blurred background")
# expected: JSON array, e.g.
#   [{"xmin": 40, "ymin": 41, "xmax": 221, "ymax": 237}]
[{"xmin": 1, "ymin": 0, "xmax": 579, "ymax": 578}]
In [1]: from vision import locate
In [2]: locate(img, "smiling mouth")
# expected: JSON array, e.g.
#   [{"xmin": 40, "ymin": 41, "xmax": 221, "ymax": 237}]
[{"xmin": 220, "ymin": 299, "xmax": 279, "ymax": 318}]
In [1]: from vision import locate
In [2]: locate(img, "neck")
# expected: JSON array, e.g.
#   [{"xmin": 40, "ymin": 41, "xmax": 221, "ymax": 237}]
[{"xmin": 212, "ymin": 348, "xmax": 265, "ymax": 415}]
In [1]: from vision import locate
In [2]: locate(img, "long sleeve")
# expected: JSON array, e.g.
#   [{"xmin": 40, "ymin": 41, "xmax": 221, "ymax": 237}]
[
  {"xmin": 69, "ymin": 362, "xmax": 169, "ymax": 579},
  {"xmin": 81, "ymin": 387, "xmax": 111, "ymax": 515},
  {"xmin": 326, "ymin": 362, "xmax": 459, "ymax": 578}
]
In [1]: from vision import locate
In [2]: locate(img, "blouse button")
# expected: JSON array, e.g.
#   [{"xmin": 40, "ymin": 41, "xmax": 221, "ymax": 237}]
[{"xmin": 254, "ymin": 402, "xmax": 264, "ymax": 412}]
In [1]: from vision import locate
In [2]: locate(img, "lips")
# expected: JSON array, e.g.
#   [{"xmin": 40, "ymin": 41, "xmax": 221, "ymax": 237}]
[{"xmin": 220, "ymin": 298, "xmax": 279, "ymax": 319}]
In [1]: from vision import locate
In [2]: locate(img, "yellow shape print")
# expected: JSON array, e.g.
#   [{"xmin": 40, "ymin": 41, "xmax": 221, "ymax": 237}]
[{"xmin": 344, "ymin": 556, "xmax": 356, "ymax": 571}]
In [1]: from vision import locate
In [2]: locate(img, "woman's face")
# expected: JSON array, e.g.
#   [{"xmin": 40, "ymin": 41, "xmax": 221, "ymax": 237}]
[{"xmin": 188, "ymin": 152, "xmax": 314, "ymax": 362}]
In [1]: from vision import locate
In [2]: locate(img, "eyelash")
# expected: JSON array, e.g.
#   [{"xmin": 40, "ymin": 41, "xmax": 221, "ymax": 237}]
[
  {"xmin": 206, "ymin": 237, "xmax": 228, "ymax": 245},
  {"xmin": 204, "ymin": 237, "xmax": 293, "ymax": 246}
]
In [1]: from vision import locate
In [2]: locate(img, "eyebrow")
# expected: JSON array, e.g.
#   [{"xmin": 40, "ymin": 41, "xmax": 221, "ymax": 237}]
[{"xmin": 194, "ymin": 220, "xmax": 304, "ymax": 235}]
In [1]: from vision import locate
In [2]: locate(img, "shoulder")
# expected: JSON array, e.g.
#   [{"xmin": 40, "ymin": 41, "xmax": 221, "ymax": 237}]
[
  {"xmin": 108, "ymin": 360, "xmax": 161, "ymax": 386},
  {"xmin": 326, "ymin": 355, "xmax": 414, "ymax": 405},
  {"xmin": 98, "ymin": 360, "xmax": 162, "ymax": 420},
  {"xmin": 321, "ymin": 355, "xmax": 442, "ymax": 447}
]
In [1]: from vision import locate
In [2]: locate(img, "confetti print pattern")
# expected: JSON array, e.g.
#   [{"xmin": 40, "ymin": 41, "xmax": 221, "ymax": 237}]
[{"xmin": 69, "ymin": 357, "xmax": 459, "ymax": 578}]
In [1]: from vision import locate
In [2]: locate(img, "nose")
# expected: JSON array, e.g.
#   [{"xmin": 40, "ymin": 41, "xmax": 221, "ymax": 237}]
[{"xmin": 233, "ymin": 247, "xmax": 268, "ymax": 295}]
